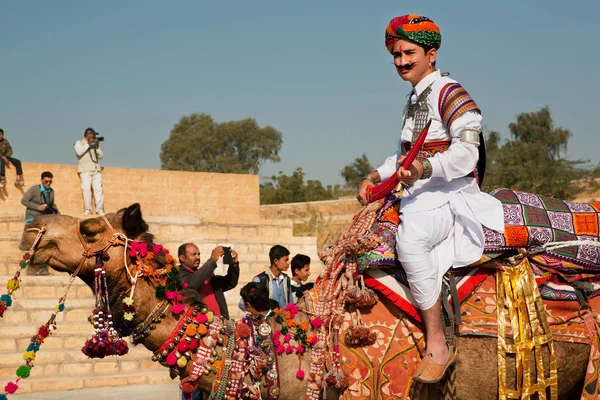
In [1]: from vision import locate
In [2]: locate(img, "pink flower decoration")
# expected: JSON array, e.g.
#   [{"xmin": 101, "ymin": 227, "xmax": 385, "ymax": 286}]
[
  {"xmin": 311, "ymin": 335, "xmax": 318, "ymax": 344},
  {"xmin": 138, "ymin": 242, "xmax": 148, "ymax": 257},
  {"xmin": 165, "ymin": 291, "xmax": 176, "ymax": 300},
  {"xmin": 274, "ymin": 329, "xmax": 281, "ymax": 338},
  {"xmin": 129, "ymin": 242, "xmax": 148, "ymax": 257},
  {"xmin": 171, "ymin": 304, "xmax": 186, "ymax": 314},
  {"xmin": 285, "ymin": 345, "xmax": 294, "ymax": 354},
  {"xmin": 182, "ymin": 282, "xmax": 189, "ymax": 288},
  {"xmin": 5, "ymin": 382, "xmax": 19, "ymax": 394},
  {"xmin": 273, "ymin": 338, "xmax": 281, "ymax": 347},
  {"xmin": 153, "ymin": 244, "xmax": 163, "ymax": 254},
  {"xmin": 276, "ymin": 345, "xmax": 285, "ymax": 355},
  {"xmin": 175, "ymin": 293, "xmax": 183, "ymax": 302},
  {"xmin": 285, "ymin": 303, "xmax": 300, "ymax": 318},
  {"xmin": 296, "ymin": 345, "xmax": 305, "ymax": 355},
  {"xmin": 310, "ymin": 317, "xmax": 323, "ymax": 329},
  {"xmin": 283, "ymin": 334, "xmax": 291, "ymax": 343},
  {"xmin": 296, "ymin": 370, "xmax": 305, "ymax": 380}
]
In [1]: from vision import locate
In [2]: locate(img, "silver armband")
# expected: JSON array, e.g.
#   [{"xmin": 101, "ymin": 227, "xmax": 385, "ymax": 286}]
[{"xmin": 459, "ymin": 129, "xmax": 481, "ymax": 146}]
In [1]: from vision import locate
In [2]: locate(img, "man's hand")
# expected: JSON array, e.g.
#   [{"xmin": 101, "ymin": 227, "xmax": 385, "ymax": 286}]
[
  {"xmin": 210, "ymin": 246, "xmax": 224, "ymax": 262},
  {"xmin": 396, "ymin": 156, "xmax": 423, "ymax": 186},
  {"xmin": 3, "ymin": 156, "xmax": 11, "ymax": 167},
  {"xmin": 93, "ymin": 139, "xmax": 100, "ymax": 148},
  {"xmin": 37, "ymin": 204, "xmax": 47, "ymax": 212},
  {"xmin": 231, "ymin": 249, "xmax": 239, "ymax": 263},
  {"xmin": 357, "ymin": 179, "xmax": 373, "ymax": 206}
]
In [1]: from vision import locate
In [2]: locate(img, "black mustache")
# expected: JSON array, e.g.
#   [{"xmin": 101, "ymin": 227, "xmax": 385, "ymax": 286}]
[{"xmin": 395, "ymin": 62, "xmax": 416, "ymax": 71}]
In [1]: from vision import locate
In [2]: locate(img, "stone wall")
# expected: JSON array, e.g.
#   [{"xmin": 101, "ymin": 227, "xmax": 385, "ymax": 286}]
[
  {"xmin": 0, "ymin": 162, "xmax": 260, "ymax": 223},
  {"xmin": 260, "ymin": 197, "xmax": 359, "ymax": 250}
]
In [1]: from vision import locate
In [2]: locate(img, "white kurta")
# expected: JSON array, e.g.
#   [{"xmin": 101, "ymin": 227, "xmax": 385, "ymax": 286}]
[{"xmin": 376, "ymin": 70, "xmax": 504, "ymax": 309}]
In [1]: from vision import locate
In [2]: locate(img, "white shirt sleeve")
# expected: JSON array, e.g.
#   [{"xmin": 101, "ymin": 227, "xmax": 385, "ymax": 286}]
[
  {"xmin": 428, "ymin": 111, "xmax": 481, "ymax": 181},
  {"xmin": 73, "ymin": 140, "xmax": 90, "ymax": 157},
  {"xmin": 376, "ymin": 139, "xmax": 402, "ymax": 182},
  {"xmin": 96, "ymin": 147, "xmax": 104, "ymax": 160}
]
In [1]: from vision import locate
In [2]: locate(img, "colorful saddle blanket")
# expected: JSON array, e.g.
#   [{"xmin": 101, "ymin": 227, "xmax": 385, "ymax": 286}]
[
  {"xmin": 484, "ymin": 188, "xmax": 600, "ymax": 271},
  {"xmin": 359, "ymin": 190, "xmax": 600, "ymax": 321}
]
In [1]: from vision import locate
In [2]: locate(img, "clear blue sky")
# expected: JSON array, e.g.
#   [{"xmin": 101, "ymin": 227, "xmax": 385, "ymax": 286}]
[{"xmin": 1, "ymin": 1, "xmax": 598, "ymax": 186}]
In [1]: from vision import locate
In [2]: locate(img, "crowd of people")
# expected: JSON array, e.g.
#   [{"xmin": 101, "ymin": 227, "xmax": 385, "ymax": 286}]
[{"xmin": 177, "ymin": 243, "xmax": 313, "ymax": 400}]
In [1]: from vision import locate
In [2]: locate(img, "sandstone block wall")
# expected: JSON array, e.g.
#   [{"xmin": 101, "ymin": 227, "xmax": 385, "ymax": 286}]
[{"xmin": 0, "ymin": 162, "xmax": 260, "ymax": 223}]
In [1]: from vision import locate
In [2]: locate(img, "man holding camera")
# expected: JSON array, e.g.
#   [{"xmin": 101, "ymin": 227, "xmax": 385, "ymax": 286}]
[
  {"xmin": 21, "ymin": 171, "xmax": 59, "ymax": 275},
  {"xmin": 178, "ymin": 243, "xmax": 240, "ymax": 319},
  {"xmin": 74, "ymin": 127, "xmax": 104, "ymax": 216}
]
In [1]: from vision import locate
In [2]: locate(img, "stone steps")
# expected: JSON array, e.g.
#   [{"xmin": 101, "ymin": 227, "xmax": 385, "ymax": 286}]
[{"xmin": 6, "ymin": 371, "xmax": 172, "ymax": 394}]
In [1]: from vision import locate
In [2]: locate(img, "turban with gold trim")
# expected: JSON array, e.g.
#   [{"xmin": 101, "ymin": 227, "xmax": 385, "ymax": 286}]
[{"xmin": 385, "ymin": 15, "xmax": 441, "ymax": 54}]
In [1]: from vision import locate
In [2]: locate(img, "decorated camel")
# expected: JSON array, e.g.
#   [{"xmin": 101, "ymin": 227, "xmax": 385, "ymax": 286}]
[{"xmin": 8, "ymin": 190, "xmax": 600, "ymax": 399}]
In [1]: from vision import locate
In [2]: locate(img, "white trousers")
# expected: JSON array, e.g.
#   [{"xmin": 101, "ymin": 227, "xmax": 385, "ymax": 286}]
[
  {"xmin": 396, "ymin": 193, "xmax": 486, "ymax": 310},
  {"xmin": 79, "ymin": 172, "xmax": 104, "ymax": 214}
]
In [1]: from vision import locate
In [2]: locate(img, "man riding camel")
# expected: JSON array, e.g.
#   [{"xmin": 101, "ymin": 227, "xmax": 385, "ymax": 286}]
[{"xmin": 357, "ymin": 14, "xmax": 504, "ymax": 383}]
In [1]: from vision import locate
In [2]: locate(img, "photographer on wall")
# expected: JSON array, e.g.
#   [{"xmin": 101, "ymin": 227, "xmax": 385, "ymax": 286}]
[
  {"xmin": 21, "ymin": 171, "xmax": 59, "ymax": 275},
  {"xmin": 74, "ymin": 127, "xmax": 105, "ymax": 216}
]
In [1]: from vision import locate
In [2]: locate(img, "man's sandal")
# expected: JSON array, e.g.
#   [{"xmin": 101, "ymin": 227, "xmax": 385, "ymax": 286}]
[
  {"xmin": 15, "ymin": 180, "xmax": 24, "ymax": 186},
  {"xmin": 0, "ymin": 179, "xmax": 5, "ymax": 188},
  {"xmin": 413, "ymin": 345, "xmax": 457, "ymax": 383}
]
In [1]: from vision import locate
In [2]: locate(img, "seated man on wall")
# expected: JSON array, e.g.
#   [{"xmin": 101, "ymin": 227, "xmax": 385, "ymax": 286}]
[
  {"xmin": 178, "ymin": 243, "xmax": 239, "ymax": 319},
  {"xmin": 21, "ymin": 171, "xmax": 59, "ymax": 275},
  {"xmin": 0, "ymin": 128, "xmax": 25, "ymax": 187}
]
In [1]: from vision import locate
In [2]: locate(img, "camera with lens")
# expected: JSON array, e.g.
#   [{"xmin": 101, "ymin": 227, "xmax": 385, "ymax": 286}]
[
  {"xmin": 95, "ymin": 136, "xmax": 105, "ymax": 142},
  {"xmin": 43, "ymin": 206, "xmax": 59, "ymax": 215}
]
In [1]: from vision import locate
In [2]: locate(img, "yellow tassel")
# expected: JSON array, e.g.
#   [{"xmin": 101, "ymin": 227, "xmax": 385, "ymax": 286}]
[
  {"xmin": 7, "ymin": 279, "xmax": 19, "ymax": 291},
  {"xmin": 496, "ymin": 258, "xmax": 558, "ymax": 400}
]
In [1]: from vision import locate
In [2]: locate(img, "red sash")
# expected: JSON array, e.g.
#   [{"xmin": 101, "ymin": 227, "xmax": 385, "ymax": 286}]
[{"xmin": 199, "ymin": 281, "xmax": 221, "ymax": 316}]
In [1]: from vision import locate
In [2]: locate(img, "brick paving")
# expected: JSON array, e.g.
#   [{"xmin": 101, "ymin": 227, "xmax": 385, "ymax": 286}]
[{"xmin": 14, "ymin": 384, "xmax": 181, "ymax": 399}]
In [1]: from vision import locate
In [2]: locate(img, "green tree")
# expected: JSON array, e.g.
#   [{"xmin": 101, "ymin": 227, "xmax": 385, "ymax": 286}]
[
  {"xmin": 260, "ymin": 168, "xmax": 342, "ymax": 204},
  {"xmin": 482, "ymin": 107, "xmax": 590, "ymax": 199},
  {"xmin": 341, "ymin": 153, "xmax": 374, "ymax": 190},
  {"xmin": 160, "ymin": 113, "xmax": 282, "ymax": 174}
]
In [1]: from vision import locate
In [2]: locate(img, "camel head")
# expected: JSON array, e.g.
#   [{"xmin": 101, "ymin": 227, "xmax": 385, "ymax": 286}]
[{"xmin": 19, "ymin": 204, "xmax": 150, "ymax": 283}]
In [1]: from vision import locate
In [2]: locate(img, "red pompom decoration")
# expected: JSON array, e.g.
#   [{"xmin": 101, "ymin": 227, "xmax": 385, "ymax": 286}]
[
  {"xmin": 296, "ymin": 370, "xmax": 305, "ymax": 380},
  {"xmin": 177, "ymin": 340, "xmax": 189, "ymax": 353},
  {"xmin": 188, "ymin": 339, "xmax": 198, "ymax": 351},
  {"xmin": 180, "ymin": 377, "xmax": 198, "ymax": 394},
  {"xmin": 5, "ymin": 382, "xmax": 19, "ymax": 394},
  {"xmin": 285, "ymin": 345, "xmax": 294, "ymax": 354},
  {"xmin": 197, "ymin": 314, "xmax": 207, "ymax": 324},
  {"xmin": 235, "ymin": 323, "xmax": 251, "ymax": 339},
  {"xmin": 166, "ymin": 353, "xmax": 177, "ymax": 366},
  {"xmin": 38, "ymin": 325, "xmax": 50, "ymax": 338}
]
